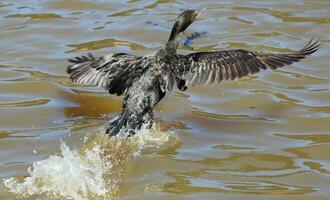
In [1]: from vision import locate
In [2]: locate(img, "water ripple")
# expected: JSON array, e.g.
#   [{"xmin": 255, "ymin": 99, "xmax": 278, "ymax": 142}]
[
  {"xmin": 233, "ymin": 6, "xmax": 330, "ymax": 24},
  {"xmin": 0, "ymin": 99, "xmax": 50, "ymax": 108},
  {"xmin": 155, "ymin": 171, "xmax": 315, "ymax": 195},
  {"xmin": 66, "ymin": 38, "xmax": 147, "ymax": 53},
  {"xmin": 5, "ymin": 13, "xmax": 63, "ymax": 20}
]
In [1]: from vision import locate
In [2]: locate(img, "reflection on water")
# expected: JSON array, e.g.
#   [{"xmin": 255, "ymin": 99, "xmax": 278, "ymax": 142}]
[{"xmin": 0, "ymin": 0, "xmax": 329, "ymax": 200}]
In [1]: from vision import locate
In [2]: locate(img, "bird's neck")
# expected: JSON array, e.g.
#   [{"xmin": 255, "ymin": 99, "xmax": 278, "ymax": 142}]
[
  {"xmin": 155, "ymin": 41, "xmax": 178, "ymax": 58},
  {"xmin": 168, "ymin": 21, "xmax": 180, "ymax": 42},
  {"xmin": 166, "ymin": 40, "xmax": 179, "ymax": 54},
  {"xmin": 155, "ymin": 19, "xmax": 183, "ymax": 58}
]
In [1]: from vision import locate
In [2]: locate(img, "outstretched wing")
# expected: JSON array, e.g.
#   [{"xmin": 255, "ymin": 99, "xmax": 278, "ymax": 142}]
[
  {"xmin": 67, "ymin": 53, "xmax": 147, "ymax": 95},
  {"xmin": 173, "ymin": 40, "xmax": 320, "ymax": 86}
]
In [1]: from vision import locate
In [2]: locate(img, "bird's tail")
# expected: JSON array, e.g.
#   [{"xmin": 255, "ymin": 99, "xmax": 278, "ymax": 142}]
[
  {"xmin": 256, "ymin": 39, "xmax": 321, "ymax": 69},
  {"xmin": 106, "ymin": 111, "xmax": 154, "ymax": 137},
  {"xmin": 106, "ymin": 115, "xmax": 134, "ymax": 136}
]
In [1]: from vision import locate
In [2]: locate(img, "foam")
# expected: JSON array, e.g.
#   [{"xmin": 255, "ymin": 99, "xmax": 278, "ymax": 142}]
[{"xmin": 3, "ymin": 125, "xmax": 177, "ymax": 200}]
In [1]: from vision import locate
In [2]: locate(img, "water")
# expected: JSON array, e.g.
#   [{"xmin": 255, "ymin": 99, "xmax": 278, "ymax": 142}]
[
  {"xmin": 0, "ymin": 0, "xmax": 329, "ymax": 200},
  {"xmin": 3, "ymin": 126, "xmax": 177, "ymax": 200}
]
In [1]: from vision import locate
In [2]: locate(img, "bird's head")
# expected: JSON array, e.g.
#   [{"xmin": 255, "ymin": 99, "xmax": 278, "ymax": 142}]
[{"xmin": 168, "ymin": 8, "xmax": 205, "ymax": 42}]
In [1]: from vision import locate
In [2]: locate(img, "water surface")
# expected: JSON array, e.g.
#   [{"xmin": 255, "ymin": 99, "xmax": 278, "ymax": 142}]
[{"xmin": 0, "ymin": 0, "xmax": 329, "ymax": 200}]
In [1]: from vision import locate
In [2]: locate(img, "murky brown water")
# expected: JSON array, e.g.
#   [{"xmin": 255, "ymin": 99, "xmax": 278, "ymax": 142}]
[{"xmin": 0, "ymin": 0, "xmax": 329, "ymax": 200}]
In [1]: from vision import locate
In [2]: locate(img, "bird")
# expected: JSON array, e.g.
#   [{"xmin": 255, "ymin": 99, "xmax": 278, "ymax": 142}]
[{"xmin": 67, "ymin": 9, "xmax": 320, "ymax": 136}]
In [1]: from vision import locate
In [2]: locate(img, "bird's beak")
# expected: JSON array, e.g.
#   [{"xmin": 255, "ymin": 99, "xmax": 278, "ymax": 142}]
[{"xmin": 196, "ymin": 7, "xmax": 206, "ymax": 19}]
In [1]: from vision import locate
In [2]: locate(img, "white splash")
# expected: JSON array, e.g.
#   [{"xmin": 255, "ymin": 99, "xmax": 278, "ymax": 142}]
[
  {"xmin": 3, "ymin": 125, "xmax": 177, "ymax": 200},
  {"xmin": 4, "ymin": 143, "xmax": 109, "ymax": 200}
]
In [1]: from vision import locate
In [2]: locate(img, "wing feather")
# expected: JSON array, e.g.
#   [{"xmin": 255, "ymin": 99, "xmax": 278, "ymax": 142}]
[
  {"xmin": 67, "ymin": 53, "xmax": 146, "ymax": 95},
  {"xmin": 173, "ymin": 39, "xmax": 320, "ymax": 87}
]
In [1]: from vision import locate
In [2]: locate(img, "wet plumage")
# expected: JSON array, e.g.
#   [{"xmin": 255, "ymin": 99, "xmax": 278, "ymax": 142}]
[{"xmin": 67, "ymin": 9, "xmax": 320, "ymax": 136}]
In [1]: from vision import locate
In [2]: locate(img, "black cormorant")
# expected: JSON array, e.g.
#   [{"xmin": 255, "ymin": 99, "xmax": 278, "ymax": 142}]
[{"xmin": 67, "ymin": 9, "xmax": 320, "ymax": 136}]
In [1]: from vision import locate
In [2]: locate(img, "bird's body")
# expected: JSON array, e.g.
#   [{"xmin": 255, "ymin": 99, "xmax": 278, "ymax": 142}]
[
  {"xmin": 67, "ymin": 9, "xmax": 320, "ymax": 136},
  {"xmin": 108, "ymin": 60, "xmax": 164, "ymax": 135}
]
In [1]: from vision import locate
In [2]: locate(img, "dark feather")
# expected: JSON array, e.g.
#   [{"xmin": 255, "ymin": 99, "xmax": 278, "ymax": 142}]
[
  {"xmin": 67, "ymin": 53, "xmax": 145, "ymax": 96},
  {"xmin": 169, "ymin": 39, "xmax": 320, "ymax": 87}
]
